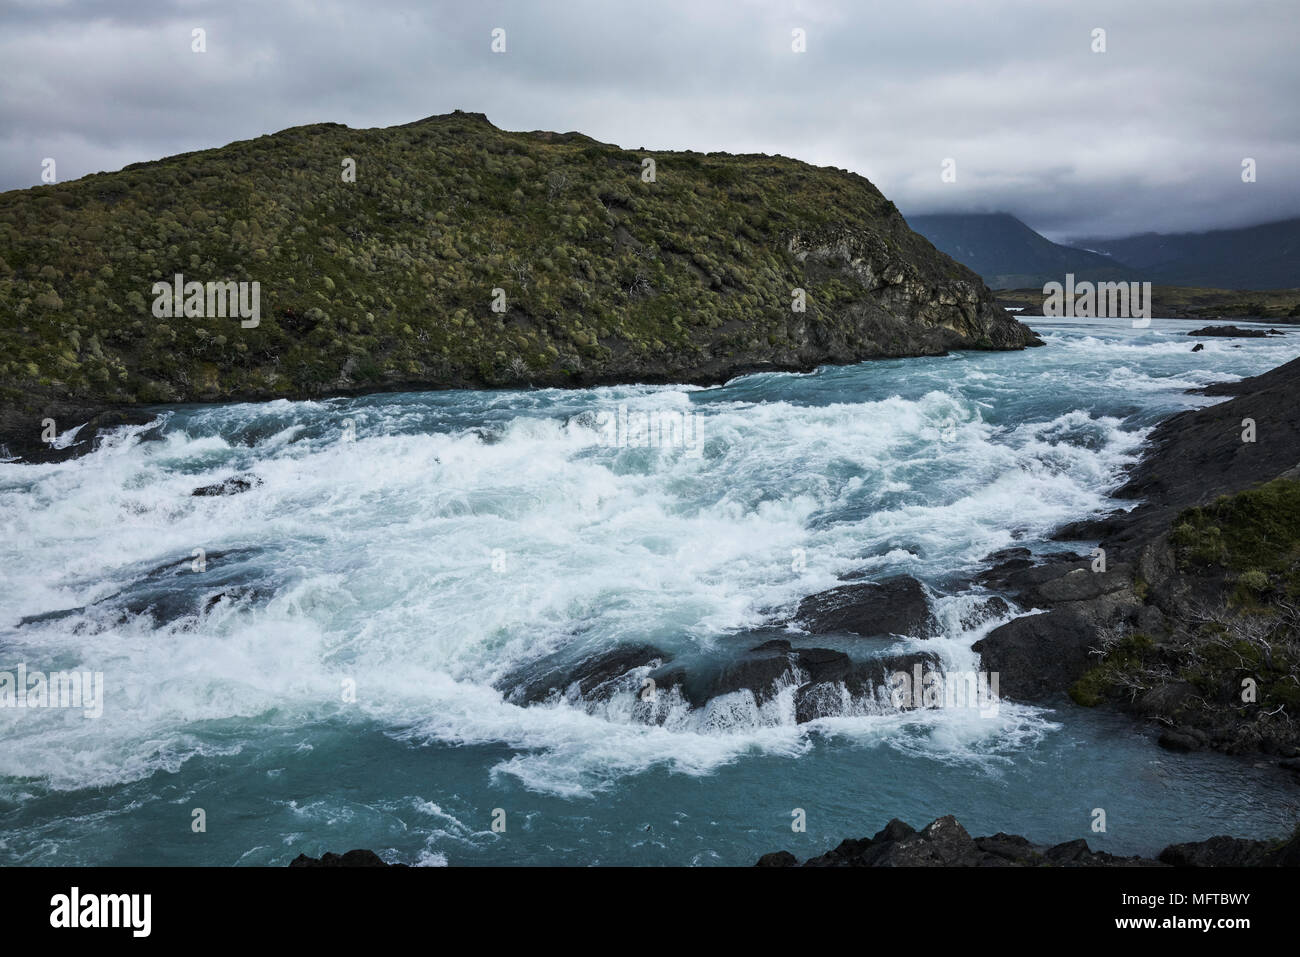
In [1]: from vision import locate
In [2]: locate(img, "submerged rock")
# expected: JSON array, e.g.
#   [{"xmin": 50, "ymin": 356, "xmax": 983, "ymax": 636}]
[{"xmin": 1186, "ymin": 325, "xmax": 1283, "ymax": 338}]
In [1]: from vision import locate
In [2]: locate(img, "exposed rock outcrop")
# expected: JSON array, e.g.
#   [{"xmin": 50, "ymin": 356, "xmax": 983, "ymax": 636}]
[
  {"xmin": 794, "ymin": 575, "xmax": 939, "ymax": 638},
  {"xmin": 495, "ymin": 636, "xmax": 940, "ymax": 724}
]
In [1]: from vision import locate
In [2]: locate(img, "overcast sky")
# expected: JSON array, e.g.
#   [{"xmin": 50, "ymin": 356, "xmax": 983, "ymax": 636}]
[{"xmin": 2, "ymin": 0, "xmax": 1296, "ymax": 240}]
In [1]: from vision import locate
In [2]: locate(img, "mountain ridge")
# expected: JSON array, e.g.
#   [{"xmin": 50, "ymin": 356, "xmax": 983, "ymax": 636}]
[
  {"xmin": 909, "ymin": 212, "xmax": 1299, "ymax": 290},
  {"xmin": 906, "ymin": 212, "xmax": 1138, "ymax": 289},
  {"xmin": 1069, "ymin": 218, "xmax": 1300, "ymax": 289}
]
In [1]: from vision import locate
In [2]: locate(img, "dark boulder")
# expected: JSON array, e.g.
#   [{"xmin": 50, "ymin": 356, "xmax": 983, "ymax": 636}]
[
  {"xmin": 972, "ymin": 609, "xmax": 1095, "ymax": 701},
  {"xmin": 959, "ymin": 596, "xmax": 1011, "ymax": 630},
  {"xmin": 192, "ymin": 474, "xmax": 262, "ymax": 496},
  {"xmin": 1186, "ymin": 325, "xmax": 1281, "ymax": 338},
  {"xmin": 794, "ymin": 652, "xmax": 943, "ymax": 722},
  {"xmin": 794, "ymin": 815, "xmax": 1149, "ymax": 867},
  {"xmin": 1159, "ymin": 832, "xmax": 1300, "ymax": 867},
  {"xmin": 795, "ymin": 575, "xmax": 938, "ymax": 638},
  {"xmin": 289, "ymin": 849, "xmax": 405, "ymax": 867},
  {"xmin": 710, "ymin": 650, "xmax": 798, "ymax": 702},
  {"xmin": 500, "ymin": 644, "xmax": 673, "ymax": 705},
  {"xmin": 794, "ymin": 646, "xmax": 855, "ymax": 683},
  {"xmin": 0, "ymin": 407, "xmax": 164, "ymax": 464},
  {"xmin": 976, "ymin": 552, "xmax": 1090, "ymax": 598}
]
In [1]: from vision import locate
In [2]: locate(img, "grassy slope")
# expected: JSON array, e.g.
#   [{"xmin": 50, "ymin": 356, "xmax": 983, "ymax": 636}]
[
  {"xmin": 1071, "ymin": 479, "xmax": 1300, "ymax": 750},
  {"xmin": 0, "ymin": 110, "xmax": 1034, "ymax": 449}
]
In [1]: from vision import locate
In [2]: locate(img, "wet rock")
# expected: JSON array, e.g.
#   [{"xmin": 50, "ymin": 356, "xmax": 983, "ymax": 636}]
[
  {"xmin": 976, "ymin": 552, "xmax": 1089, "ymax": 598},
  {"xmin": 0, "ymin": 407, "xmax": 164, "ymax": 464},
  {"xmin": 795, "ymin": 647, "xmax": 855, "ymax": 683},
  {"xmin": 1186, "ymin": 325, "xmax": 1282, "ymax": 338},
  {"xmin": 289, "ymin": 849, "xmax": 405, "ymax": 868},
  {"xmin": 793, "ymin": 651, "xmax": 941, "ymax": 722},
  {"xmin": 755, "ymin": 850, "xmax": 799, "ymax": 867},
  {"xmin": 1191, "ymin": 343, "xmax": 1205, "ymax": 352},
  {"xmin": 192, "ymin": 475, "xmax": 262, "ymax": 496},
  {"xmin": 972, "ymin": 609, "xmax": 1094, "ymax": 701},
  {"xmin": 959, "ymin": 596, "xmax": 1010, "ymax": 630},
  {"xmin": 795, "ymin": 575, "xmax": 938, "ymax": 638},
  {"xmin": 710, "ymin": 651, "xmax": 798, "ymax": 702},
  {"xmin": 500, "ymin": 644, "xmax": 672, "ymax": 705}
]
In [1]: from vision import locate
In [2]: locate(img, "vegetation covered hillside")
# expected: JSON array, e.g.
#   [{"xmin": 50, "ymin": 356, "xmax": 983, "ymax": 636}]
[{"xmin": 0, "ymin": 110, "xmax": 1036, "ymax": 453}]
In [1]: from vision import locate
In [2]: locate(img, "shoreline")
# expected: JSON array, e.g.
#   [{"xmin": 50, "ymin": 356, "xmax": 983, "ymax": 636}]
[
  {"xmin": 2, "ymin": 339, "xmax": 1041, "ymax": 464},
  {"xmin": 755, "ymin": 815, "xmax": 1300, "ymax": 868}
]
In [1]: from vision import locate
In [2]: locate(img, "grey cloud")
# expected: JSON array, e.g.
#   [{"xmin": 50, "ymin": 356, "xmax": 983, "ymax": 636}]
[{"xmin": 1, "ymin": 0, "xmax": 1296, "ymax": 239}]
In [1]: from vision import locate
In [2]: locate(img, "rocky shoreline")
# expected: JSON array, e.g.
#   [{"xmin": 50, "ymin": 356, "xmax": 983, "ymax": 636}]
[
  {"xmin": 973, "ymin": 354, "xmax": 1300, "ymax": 761},
  {"xmin": 754, "ymin": 356, "xmax": 1300, "ymax": 869},
  {"xmin": 756, "ymin": 815, "xmax": 1300, "ymax": 867}
]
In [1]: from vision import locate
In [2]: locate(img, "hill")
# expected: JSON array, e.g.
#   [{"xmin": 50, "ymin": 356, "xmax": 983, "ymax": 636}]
[{"xmin": 0, "ymin": 111, "xmax": 1037, "ymax": 458}]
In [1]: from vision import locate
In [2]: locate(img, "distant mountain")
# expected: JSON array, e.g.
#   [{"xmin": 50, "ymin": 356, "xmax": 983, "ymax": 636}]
[
  {"xmin": 1069, "ymin": 219, "xmax": 1300, "ymax": 290},
  {"xmin": 906, "ymin": 213, "xmax": 1136, "ymax": 289}
]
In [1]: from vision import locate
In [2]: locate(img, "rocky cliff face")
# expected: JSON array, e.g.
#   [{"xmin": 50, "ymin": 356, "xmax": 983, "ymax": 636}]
[{"xmin": 0, "ymin": 110, "xmax": 1037, "ymax": 459}]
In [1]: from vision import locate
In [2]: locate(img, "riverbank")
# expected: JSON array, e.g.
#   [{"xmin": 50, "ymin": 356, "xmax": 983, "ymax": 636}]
[
  {"xmin": 974, "ymin": 353, "xmax": 1300, "ymax": 761},
  {"xmin": 996, "ymin": 285, "xmax": 1300, "ymax": 321}
]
